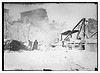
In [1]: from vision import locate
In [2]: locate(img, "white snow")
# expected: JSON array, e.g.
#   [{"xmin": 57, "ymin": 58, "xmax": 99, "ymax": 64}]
[{"xmin": 4, "ymin": 47, "xmax": 97, "ymax": 71}]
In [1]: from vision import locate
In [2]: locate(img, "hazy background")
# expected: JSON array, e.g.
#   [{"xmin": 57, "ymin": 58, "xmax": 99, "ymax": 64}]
[{"xmin": 4, "ymin": 3, "xmax": 97, "ymax": 30}]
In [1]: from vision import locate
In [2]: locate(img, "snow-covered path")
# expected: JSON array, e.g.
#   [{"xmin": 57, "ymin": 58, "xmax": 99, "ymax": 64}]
[{"xmin": 4, "ymin": 49, "xmax": 97, "ymax": 71}]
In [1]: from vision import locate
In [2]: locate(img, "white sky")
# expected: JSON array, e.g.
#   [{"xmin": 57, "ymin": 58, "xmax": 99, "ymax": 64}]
[{"xmin": 4, "ymin": 3, "xmax": 97, "ymax": 30}]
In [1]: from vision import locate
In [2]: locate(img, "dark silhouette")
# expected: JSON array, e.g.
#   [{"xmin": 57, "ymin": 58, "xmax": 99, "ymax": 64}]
[
  {"xmin": 32, "ymin": 40, "xmax": 38, "ymax": 50},
  {"xmin": 4, "ymin": 40, "xmax": 27, "ymax": 51}
]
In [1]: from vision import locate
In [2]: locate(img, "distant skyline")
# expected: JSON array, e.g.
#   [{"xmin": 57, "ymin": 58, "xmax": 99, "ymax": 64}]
[{"xmin": 4, "ymin": 3, "xmax": 97, "ymax": 30}]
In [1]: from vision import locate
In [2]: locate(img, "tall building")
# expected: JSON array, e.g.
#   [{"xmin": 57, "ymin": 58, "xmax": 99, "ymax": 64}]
[
  {"xmin": 4, "ymin": 9, "xmax": 9, "ymax": 22},
  {"xmin": 20, "ymin": 8, "xmax": 47, "ymax": 24},
  {"xmin": 4, "ymin": 9, "xmax": 9, "ymax": 39}
]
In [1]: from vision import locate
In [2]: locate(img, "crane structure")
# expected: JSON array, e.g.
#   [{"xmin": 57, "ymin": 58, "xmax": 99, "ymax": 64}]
[{"xmin": 61, "ymin": 18, "xmax": 97, "ymax": 50}]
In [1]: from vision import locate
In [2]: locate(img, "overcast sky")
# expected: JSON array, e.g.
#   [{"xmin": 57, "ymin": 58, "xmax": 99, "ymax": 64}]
[{"xmin": 4, "ymin": 3, "xmax": 97, "ymax": 30}]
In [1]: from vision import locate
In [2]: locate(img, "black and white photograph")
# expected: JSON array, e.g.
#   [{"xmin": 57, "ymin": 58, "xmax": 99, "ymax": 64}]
[{"xmin": 3, "ymin": 2, "xmax": 98, "ymax": 71}]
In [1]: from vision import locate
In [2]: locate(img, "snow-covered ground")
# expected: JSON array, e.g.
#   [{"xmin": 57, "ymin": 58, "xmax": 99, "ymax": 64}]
[{"xmin": 4, "ymin": 47, "xmax": 97, "ymax": 71}]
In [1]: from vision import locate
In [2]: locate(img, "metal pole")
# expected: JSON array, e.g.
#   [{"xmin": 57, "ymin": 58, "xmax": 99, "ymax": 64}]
[
  {"xmin": 64, "ymin": 18, "xmax": 85, "ymax": 41},
  {"xmin": 72, "ymin": 18, "xmax": 84, "ymax": 31},
  {"xmin": 83, "ymin": 18, "xmax": 86, "ymax": 50},
  {"xmin": 83, "ymin": 18, "xmax": 86, "ymax": 40},
  {"xmin": 89, "ymin": 31, "xmax": 97, "ymax": 39},
  {"xmin": 76, "ymin": 21, "xmax": 83, "ymax": 39}
]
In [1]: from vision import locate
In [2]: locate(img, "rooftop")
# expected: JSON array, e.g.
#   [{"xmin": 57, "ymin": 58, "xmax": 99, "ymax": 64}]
[{"xmin": 20, "ymin": 8, "xmax": 46, "ymax": 14}]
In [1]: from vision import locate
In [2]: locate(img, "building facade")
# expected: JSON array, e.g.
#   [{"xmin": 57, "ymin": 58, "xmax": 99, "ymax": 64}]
[
  {"xmin": 4, "ymin": 9, "xmax": 9, "ymax": 39},
  {"xmin": 20, "ymin": 8, "xmax": 47, "ymax": 24}
]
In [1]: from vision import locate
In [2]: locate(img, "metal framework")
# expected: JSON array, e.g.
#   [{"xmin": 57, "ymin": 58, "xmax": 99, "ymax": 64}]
[
  {"xmin": 61, "ymin": 18, "xmax": 97, "ymax": 43},
  {"xmin": 63, "ymin": 18, "xmax": 86, "ymax": 41}
]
